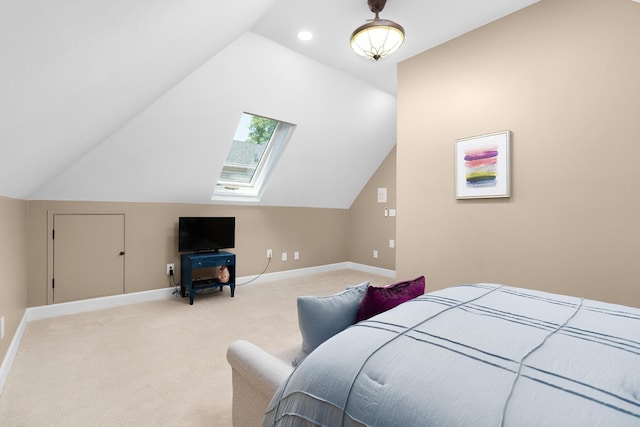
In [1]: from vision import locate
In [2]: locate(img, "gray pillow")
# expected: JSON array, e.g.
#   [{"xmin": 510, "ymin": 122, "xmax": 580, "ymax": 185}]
[{"xmin": 294, "ymin": 281, "xmax": 369, "ymax": 366}]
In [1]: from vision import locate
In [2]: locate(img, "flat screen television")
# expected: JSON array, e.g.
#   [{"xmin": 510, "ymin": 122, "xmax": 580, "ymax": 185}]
[{"xmin": 178, "ymin": 217, "xmax": 235, "ymax": 253}]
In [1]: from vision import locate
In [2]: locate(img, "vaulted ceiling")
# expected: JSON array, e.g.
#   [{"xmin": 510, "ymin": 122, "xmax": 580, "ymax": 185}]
[{"xmin": 0, "ymin": 0, "xmax": 538, "ymax": 208}]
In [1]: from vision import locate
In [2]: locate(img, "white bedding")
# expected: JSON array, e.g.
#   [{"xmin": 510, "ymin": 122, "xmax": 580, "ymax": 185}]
[{"xmin": 262, "ymin": 284, "xmax": 640, "ymax": 426}]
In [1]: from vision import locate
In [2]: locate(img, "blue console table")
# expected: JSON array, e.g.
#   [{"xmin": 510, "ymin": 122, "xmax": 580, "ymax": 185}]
[{"xmin": 180, "ymin": 251, "xmax": 236, "ymax": 305}]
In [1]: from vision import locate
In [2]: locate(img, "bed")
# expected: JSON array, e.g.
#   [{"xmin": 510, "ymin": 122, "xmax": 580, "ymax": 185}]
[{"xmin": 259, "ymin": 283, "xmax": 640, "ymax": 426}]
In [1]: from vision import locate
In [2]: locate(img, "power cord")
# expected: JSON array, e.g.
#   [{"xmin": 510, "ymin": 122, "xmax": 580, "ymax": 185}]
[
  {"xmin": 172, "ymin": 283, "xmax": 181, "ymax": 296},
  {"xmin": 236, "ymin": 256, "xmax": 271, "ymax": 286},
  {"xmin": 167, "ymin": 268, "xmax": 181, "ymax": 295}
]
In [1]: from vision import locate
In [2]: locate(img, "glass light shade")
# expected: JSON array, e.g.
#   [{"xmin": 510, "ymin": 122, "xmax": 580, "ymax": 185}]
[{"xmin": 350, "ymin": 19, "xmax": 405, "ymax": 61}]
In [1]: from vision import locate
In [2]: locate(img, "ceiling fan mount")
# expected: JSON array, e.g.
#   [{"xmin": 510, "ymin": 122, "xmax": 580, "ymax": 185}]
[{"xmin": 367, "ymin": 0, "xmax": 388, "ymax": 15}]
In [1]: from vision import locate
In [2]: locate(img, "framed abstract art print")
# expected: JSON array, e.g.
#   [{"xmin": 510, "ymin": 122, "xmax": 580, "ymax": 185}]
[{"xmin": 455, "ymin": 130, "xmax": 511, "ymax": 199}]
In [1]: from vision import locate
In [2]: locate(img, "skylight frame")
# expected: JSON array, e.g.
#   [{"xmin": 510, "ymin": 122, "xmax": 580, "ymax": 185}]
[{"xmin": 212, "ymin": 113, "xmax": 295, "ymax": 202}]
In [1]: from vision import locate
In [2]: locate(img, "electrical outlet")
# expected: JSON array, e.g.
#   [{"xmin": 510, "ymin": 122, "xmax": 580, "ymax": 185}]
[
  {"xmin": 166, "ymin": 263, "xmax": 175, "ymax": 275},
  {"xmin": 267, "ymin": 249, "xmax": 273, "ymax": 259},
  {"xmin": 282, "ymin": 252, "xmax": 288, "ymax": 261},
  {"xmin": 373, "ymin": 250, "xmax": 379, "ymax": 258},
  {"xmin": 294, "ymin": 251, "xmax": 300, "ymax": 260},
  {"xmin": 0, "ymin": 316, "xmax": 4, "ymax": 340}
]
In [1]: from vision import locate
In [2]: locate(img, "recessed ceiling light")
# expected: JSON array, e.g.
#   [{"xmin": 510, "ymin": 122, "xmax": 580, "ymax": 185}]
[{"xmin": 297, "ymin": 31, "xmax": 313, "ymax": 41}]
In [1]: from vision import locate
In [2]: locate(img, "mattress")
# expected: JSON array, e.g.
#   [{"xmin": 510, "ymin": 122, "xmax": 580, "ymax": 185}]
[{"xmin": 262, "ymin": 284, "xmax": 640, "ymax": 426}]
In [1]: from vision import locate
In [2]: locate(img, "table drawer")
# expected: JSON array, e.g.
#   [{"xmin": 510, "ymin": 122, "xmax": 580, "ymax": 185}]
[{"xmin": 193, "ymin": 257, "xmax": 233, "ymax": 268}]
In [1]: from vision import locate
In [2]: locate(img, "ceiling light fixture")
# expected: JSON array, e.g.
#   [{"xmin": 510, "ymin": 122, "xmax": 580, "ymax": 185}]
[{"xmin": 350, "ymin": 0, "xmax": 405, "ymax": 61}]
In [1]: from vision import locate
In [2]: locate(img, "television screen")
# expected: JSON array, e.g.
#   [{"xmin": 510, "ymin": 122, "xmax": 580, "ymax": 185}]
[{"xmin": 178, "ymin": 217, "xmax": 235, "ymax": 253}]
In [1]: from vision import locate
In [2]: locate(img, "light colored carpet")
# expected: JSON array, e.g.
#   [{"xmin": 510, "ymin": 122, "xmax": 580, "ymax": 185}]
[{"xmin": 0, "ymin": 269, "xmax": 391, "ymax": 427}]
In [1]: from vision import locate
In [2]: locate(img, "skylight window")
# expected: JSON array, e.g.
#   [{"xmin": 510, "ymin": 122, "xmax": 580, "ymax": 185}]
[{"xmin": 212, "ymin": 113, "xmax": 295, "ymax": 202}]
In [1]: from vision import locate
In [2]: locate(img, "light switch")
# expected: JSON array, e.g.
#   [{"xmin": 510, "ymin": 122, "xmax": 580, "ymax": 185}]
[{"xmin": 377, "ymin": 188, "xmax": 387, "ymax": 203}]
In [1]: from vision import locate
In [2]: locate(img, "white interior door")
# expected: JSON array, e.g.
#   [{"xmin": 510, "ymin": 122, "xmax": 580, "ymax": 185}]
[{"xmin": 53, "ymin": 214, "xmax": 125, "ymax": 303}]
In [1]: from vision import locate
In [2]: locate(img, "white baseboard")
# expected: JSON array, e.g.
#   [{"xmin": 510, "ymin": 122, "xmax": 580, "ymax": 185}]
[
  {"xmin": 0, "ymin": 262, "xmax": 394, "ymax": 394},
  {"xmin": 237, "ymin": 261, "xmax": 395, "ymax": 285},
  {"xmin": 26, "ymin": 287, "xmax": 176, "ymax": 322},
  {"xmin": 0, "ymin": 312, "xmax": 29, "ymax": 395},
  {"xmin": 342, "ymin": 262, "xmax": 396, "ymax": 279}
]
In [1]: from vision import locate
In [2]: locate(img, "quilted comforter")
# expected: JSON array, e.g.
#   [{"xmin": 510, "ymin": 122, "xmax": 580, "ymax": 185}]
[{"xmin": 262, "ymin": 284, "xmax": 640, "ymax": 426}]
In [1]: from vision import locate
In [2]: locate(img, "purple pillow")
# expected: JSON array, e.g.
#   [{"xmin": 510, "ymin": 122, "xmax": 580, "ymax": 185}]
[{"xmin": 357, "ymin": 276, "xmax": 425, "ymax": 321}]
